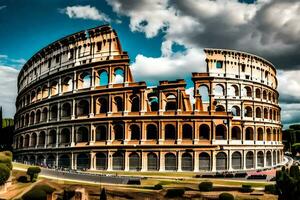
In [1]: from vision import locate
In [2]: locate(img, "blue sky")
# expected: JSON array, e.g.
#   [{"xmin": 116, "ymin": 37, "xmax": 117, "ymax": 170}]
[{"xmin": 1, "ymin": 0, "xmax": 300, "ymax": 129}]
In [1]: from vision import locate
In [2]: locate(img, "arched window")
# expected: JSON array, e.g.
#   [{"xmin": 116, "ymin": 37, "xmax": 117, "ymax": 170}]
[
  {"xmin": 215, "ymin": 105, "xmax": 225, "ymax": 112},
  {"xmin": 257, "ymin": 128, "xmax": 264, "ymax": 141},
  {"xmin": 257, "ymin": 151, "xmax": 264, "ymax": 167},
  {"xmin": 216, "ymin": 152, "xmax": 227, "ymax": 170},
  {"xmin": 255, "ymin": 89, "xmax": 261, "ymax": 98},
  {"xmin": 243, "ymin": 86, "xmax": 252, "ymax": 97},
  {"xmin": 230, "ymin": 85, "xmax": 239, "ymax": 96},
  {"xmin": 269, "ymin": 109, "xmax": 273, "ymax": 120},
  {"xmin": 36, "ymin": 110, "xmax": 41, "ymax": 123},
  {"xmin": 25, "ymin": 113, "xmax": 29, "ymax": 126},
  {"xmin": 268, "ymin": 92, "xmax": 271, "ymax": 101},
  {"xmin": 231, "ymin": 106, "xmax": 240, "ymax": 116},
  {"xmin": 77, "ymin": 100, "xmax": 89, "ymax": 116},
  {"xmin": 182, "ymin": 124, "xmax": 193, "ymax": 140},
  {"xmin": 62, "ymin": 103, "xmax": 71, "ymax": 118},
  {"xmin": 267, "ymin": 128, "xmax": 272, "ymax": 141},
  {"xmin": 97, "ymin": 98, "xmax": 108, "ymax": 114},
  {"xmin": 38, "ymin": 131, "xmax": 45, "ymax": 146},
  {"xmin": 266, "ymin": 151, "xmax": 272, "ymax": 166},
  {"xmin": 60, "ymin": 128, "xmax": 71, "ymax": 144},
  {"xmin": 37, "ymin": 155, "xmax": 45, "ymax": 166},
  {"xmin": 231, "ymin": 152, "xmax": 242, "ymax": 169},
  {"xmin": 50, "ymin": 81, "xmax": 58, "ymax": 96},
  {"xmin": 263, "ymin": 90, "xmax": 267, "ymax": 99},
  {"xmin": 244, "ymin": 106, "xmax": 252, "ymax": 117},
  {"xmin": 245, "ymin": 127, "xmax": 254, "ymax": 140},
  {"xmin": 246, "ymin": 151, "xmax": 254, "ymax": 169},
  {"xmin": 216, "ymin": 125, "xmax": 226, "ymax": 140},
  {"xmin": 147, "ymin": 124, "xmax": 158, "ymax": 140},
  {"xmin": 113, "ymin": 68, "xmax": 124, "ymax": 83},
  {"xmin": 147, "ymin": 153, "xmax": 158, "ymax": 171},
  {"xmin": 46, "ymin": 155, "xmax": 55, "ymax": 168},
  {"xmin": 231, "ymin": 126, "xmax": 241, "ymax": 140},
  {"xmin": 215, "ymin": 84, "xmax": 224, "ymax": 96},
  {"xmin": 24, "ymin": 134, "xmax": 29, "ymax": 147},
  {"xmin": 130, "ymin": 95, "xmax": 140, "ymax": 112},
  {"xmin": 256, "ymin": 107, "xmax": 261, "ymax": 118},
  {"xmin": 199, "ymin": 124, "xmax": 210, "ymax": 140},
  {"xmin": 30, "ymin": 91, "xmax": 36, "ymax": 102},
  {"xmin": 76, "ymin": 127, "xmax": 89, "ymax": 143},
  {"xmin": 264, "ymin": 108, "xmax": 268, "ymax": 119},
  {"xmin": 199, "ymin": 152, "xmax": 210, "ymax": 171},
  {"xmin": 182, "ymin": 153, "xmax": 193, "ymax": 171},
  {"xmin": 149, "ymin": 96, "xmax": 159, "ymax": 111},
  {"xmin": 42, "ymin": 85, "xmax": 48, "ymax": 99},
  {"xmin": 273, "ymin": 129, "xmax": 277, "ymax": 141},
  {"xmin": 77, "ymin": 153, "xmax": 90, "ymax": 170},
  {"xmin": 30, "ymin": 111, "xmax": 35, "ymax": 125},
  {"xmin": 62, "ymin": 77, "xmax": 73, "ymax": 92},
  {"xmin": 114, "ymin": 96, "xmax": 123, "ymax": 112},
  {"xmin": 41, "ymin": 108, "xmax": 48, "ymax": 122},
  {"xmin": 96, "ymin": 125, "xmax": 107, "ymax": 141},
  {"xmin": 165, "ymin": 94, "xmax": 177, "ymax": 111},
  {"xmin": 130, "ymin": 124, "xmax": 140, "ymax": 140},
  {"xmin": 96, "ymin": 153, "xmax": 107, "ymax": 170},
  {"xmin": 198, "ymin": 85, "xmax": 209, "ymax": 103},
  {"xmin": 114, "ymin": 124, "xmax": 124, "ymax": 140},
  {"xmin": 129, "ymin": 153, "xmax": 141, "ymax": 171},
  {"xmin": 58, "ymin": 155, "xmax": 70, "ymax": 169},
  {"xmin": 31, "ymin": 133, "xmax": 37, "ymax": 147},
  {"xmin": 273, "ymin": 151, "xmax": 277, "ymax": 165},
  {"xmin": 50, "ymin": 105, "xmax": 58, "ymax": 120},
  {"xmin": 48, "ymin": 130, "xmax": 57, "ymax": 145},
  {"xmin": 80, "ymin": 72, "xmax": 91, "ymax": 88},
  {"xmin": 165, "ymin": 124, "xmax": 176, "ymax": 140},
  {"xmin": 98, "ymin": 70, "xmax": 108, "ymax": 86},
  {"xmin": 165, "ymin": 153, "xmax": 177, "ymax": 171},
  {"xmin": 113, "ymin": 152, "xmax": 124, "ymax": 170}
]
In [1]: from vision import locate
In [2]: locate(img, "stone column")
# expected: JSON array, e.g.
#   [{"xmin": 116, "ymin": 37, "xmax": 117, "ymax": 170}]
[
  {"xmin": 89, "ymin": 96, "xmax": 94, "ymax": 118},
  {"xmin": 72, "ymin": 99, "xmax": 76, "ymax": 119},
  {"xmin": 211, "ymin": 151, "xmax": 216, "ymax": 172},
  {"xmin": 71, "ymin": 125, "xmax": 75, "ymax": 146},
  {"xmin": 177, "ymin": 151, "xmax": 182, "ymax": 172},
  {"xmin": 194, "ymin": 151, "xmax": 199, "ymax": 172},
  {"xmin": 72, "ymin": 153, "xmax": 77, "ymax": 170},
  {"xmin": 90, "ymin": 152, "xmax": 95, "ymax": 170},
  {"xmin": 107, "ymin": 151, "xmax": 113, "ymax": 171},
  {"xmin": 56, "ymin": 127, "xmax": 59, "ymax": 148},
  {"xmin": 228, "ymin": 150, "xmax": 233, "ymax": 171},
  {"xmin": 141, "ymin": 152, "xmax": 147, "ymax": 171},
  {"xmin": 159, "ymin": 151, "xmax": 165, "ymax": 171},
  {"xmin": 124, "ymin": 151, "xmax": 129, "ymax": 171}
]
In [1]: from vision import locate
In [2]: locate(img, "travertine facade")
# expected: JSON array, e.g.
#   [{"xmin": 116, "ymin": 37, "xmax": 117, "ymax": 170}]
[{"xmin": 13, "ymin": 25, "xmax": 283, "ymax": 172}]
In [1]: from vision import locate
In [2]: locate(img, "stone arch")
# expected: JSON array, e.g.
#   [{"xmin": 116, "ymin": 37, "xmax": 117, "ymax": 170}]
[
  {"xmin": 96, "ymin": 152, "xmax": 107, "ymax": 170},
  {"xmin": 257, "ymin": 151, "xmax": 264, "ymax": 167},
  {"xmin": 79, "ymin": 71, "xmax": 91, "ymax": 89},
  {"xmin": 246, "ymin": 151, "xmax": 254, "ymax": 169},
  {"xmin": 182, "ymin": 124, "xmax": 193, "ymax": 140},
  {"xmin": 36, "ymin": 109, "xmax": 41, "ymax": 123},
  {"xmin": 148, "ymin": 95, "xmax": 159, "ymax": 111},
  {"xmin": 60, "ymin": 128, "xmax": 71, "ymax": 144},
  {"xmin": 266, "ymin": 151, "xmax": 272, "ymax": 166},
  {"xmin": 130, "ymin": 95, "xmax": 140, "ymax": 112},
  {"xmin": 165, "ymin": 94, "xmax": 177, "ymax": 111},
  {"xmin": 96, "ymin": 125, "xmax": 107, "ymax": 141},
  {"xmin": 257, "ymin": 128, "xmax": 264, "ymax": 140},
  {"xmin": 113, "ymin": 152, "xmax": 124, "ymax": 170},
  {"xmin": 97, "ymin": 97, "xmax": 108, "ymax": 114},
  {"xmin": 50, "ymin": 81, "xmax": 58, "ymax": 95},
  {"xmin": 48, "ymin": 129, "xmax": 57, "ymax": 145},
  {"xmin": 182, "ymin": 152, "xmax": 193, "ymax": 171},
  {"xmin": 231, "ymin": 151, "xmax": 242, "ymax": 170},
  {"xmin": 216, "ymin": 152, "xmax": 227, "ymax": 170},
  {"xmin": 264, "ymin": 108, "xmax": 268, "ymax": 119},
  {"xmin": 31, "ymin": 132, "xmax": 37, "ymax": 147},
  {"xmin": 255, "ymin": 88, "xmax": 261, "ymax": 98},
  {"xmin": 263, "ymin": 90, "xmax": 267, "ymax": 99},
  {"xmin": 231, "ymin": 106, "xmax": 240, "ymax": 116},
  {"xmin": 46, "ymin": 154, "xmax": 56, "ymax": 167},
  {"xmin": 58, "ymin": 154, "xmax": 71, "ymax": 169},
  {"xmin": 198, "ymin": 85, "xmax": 209, "ymax": 103},
  {"xmin": 113, "ymin": 68, "xmax": 124, "ymax": 84},
  {"xmin": 147, "ymin": 153, "xmax": 159, "ymax": 171},
  {"xmin": 147, "ymin": 124, "xmax": 158, "ymax": 140},
  {"xmin": 215, "ymin": 84, "xmax": 224, "ymax": 96},
  {"xmin": 216, "ymin": 124, "xmax": 226, "ymax": 140},
  {"xmin": 62, "ymin": 76, "xmax": 73, "ymax": 92},
  {"xmin": 199, "ymin": 152, "xmax": 210, "ymax": 171},
  {"xmin": 77, "ymin": 153, "xmax": 90, "ymax": 170},
  {"xmin": 243, "ymin": 86, "xmax": 252, "ymax": 97},
  {"xmin": 38, "ymin": 131, "xmax": 46, "ymax": 146},
  {"xmin": 76, "ymin": 127, "xmax": 89, "ymax": 143},
  {"xmin": 199, "ymin": 124, "xmax": 210, "ymax": 140},
  {"xmin": 41, "ymin": 107, "xmax": 48, "ymax": 122},
  {"xmin": 30, "ymin": 111, "xmax": 35, "ymax": 125},
  {"xmin": 245, "ymin": 127, "xmax": 254, "ymax": 140},
  {"xmin": 98, "ymin": 70, "xmax": 109, "ymax": 86},
  {"xmin": 77, "ymin": 99, "xmax": 89, "ymax": 116},
  {"xmin": 231, "ymin": 126, "xmax": 241, "ymax": 140},
  {"xmin": 42, "ymin": 85, "xmax": 48, "ymax": 98},
  {"xmin": 165, "ymin": 153, "xmax": 177, "ymax": 171},
  {"xmin": 130, "ymin": 124, "xmax": 140, "ymax": 140},
  {"xmin": 114, "ymin": 96, "xmax": 124, "ymax": 112},
  {"xmin": 215, "ymin": 105, "xmax": 225, "ymax": 112},
  {"xmin": 61, "ymin": 102, "xmax": 71, "ymax": 118},
  {"xmin": 129, "ymin": 152, "xmax": 141, "ymax": 171},
  {"xmin": 165, "ymin": 124, "xmax": 176, "ymax": 140},
  {"xmin": 267, "ymin": 128, "xmax": 272, "ymax": 141},
  {"xmin": 256, "ymin": 107, "xmax": 262, "ymax": 118},
  {"xmin": 244, "ymin": 106, "xmax": 252, "ymax": 117},
  {"xmin": 113, "ymin": 124, "xmax": 124, "ymax": 140},
  {"xmin": 50, "ymin": 104, "xmax": 58, "ymax": 120},
  {"xmin": 230, "ymin": 85, "xmax": 239, "ymax": 96}
]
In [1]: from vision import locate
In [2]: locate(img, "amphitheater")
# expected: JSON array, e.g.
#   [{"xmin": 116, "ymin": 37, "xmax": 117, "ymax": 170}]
[{"xmin": 13, "ymin": 25, "xmax": 283, "ymax": 172}]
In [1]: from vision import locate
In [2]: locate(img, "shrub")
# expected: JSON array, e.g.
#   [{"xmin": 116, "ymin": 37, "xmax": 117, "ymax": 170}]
[
  {"xmin": 0, "ymin": 163, "xmax": 10, "ymax": 185},
  {"xmin": 225, "ymin": 173, "xmax": 234, "ymax": 178},
  {"xmin": 17, "ymin": 175, "xmax": 28, "ymax": 183},
  {"xmin": 0, "ymin": 155, "xmax": 12, "ymax": 170},
  {"xmin": 240, "ymin": 184, "xmax": 253, "ymax": 193},
  {"xmin": 199, "ymin": 181, "xmax": 213, "ymax": 191},
  {"xmin": 27, "ymin": 167, "xmax": 41, "ymax": 182},
  {"xmin": 154, "ymin": 183, "xmax": 163, "ymax": 190},
  {"xmin": 22, "ymin": 188, "xmax": 47, "ymax": 200},
  {"xmin": 219, "ymin": 193, "xmax": 235, "ymax": 200},
  {"xmin": 165, "ymin": 188, "xmax": 185, "ymax": 198},
  {"xmin": 234, "ymin": 172, "xmax": 247, "ymax": 178},
  {"xmin": 2, "ymin": 151, "xmax": 12, "ymax": 158},
  {"xmin": 265, "ymin": 184, "xmax": 277, "ymax": 195},
  {"xmin": 34, "ymin": 184, "xmax": 55, "ymax": 194}
]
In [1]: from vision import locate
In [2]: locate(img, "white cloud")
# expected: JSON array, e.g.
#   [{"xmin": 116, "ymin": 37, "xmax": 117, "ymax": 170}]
[
  {"xmin": 0, "ymin": 5, "xmax": 7, "ymax": 10},
  {"xmin": 0, "ymin": 66, "xmax": 19, "ymax": 118},
  {"xmin": 60, "ymin": 5, "xmax": 111, "ymax": 22}
]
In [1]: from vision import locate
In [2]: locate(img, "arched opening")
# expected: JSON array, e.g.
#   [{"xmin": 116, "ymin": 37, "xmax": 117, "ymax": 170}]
[
  {"xmin": 77, "ymin": 153, "xmax": 90, "ymax": 170},
  {"xmin": 269, "ymin": 109, "xmax": 273, "ymax": 120},
  {"xmin": 257, "ymin": 151, "xmax": 264, "ymax": 167},
  {"xmin": 48, "ymin": 130, "xmax": 57, "ymax": 145},
  {"xmin": 58, "ymin": 155, "xmax": 70, "ymax": 169},
  {"xmin": 31, "ymin": 91, "xmax": 36, "ymax": 103},
  {"xmin": 77, "ymin": 99, "xmax": 89, "ymax": 116},
  {"xmin": 266, "ymin": 151, "xmax": 272, "ymax": 166},
  {"xmin": 268, "ymin": 92, "xmax": 271, "ymax": 101},
  {"xmin": 255, "ymin": 88, "xmax": 261, "ymax": 98},
  {"xmin": 244, "ymin": 106, "xmax": 252, "ymax": 117},
  {"xmin": 264, "ymin": 108, "xmax": 268, "ymax": 119},
  {"xmin": 31, "ymin": 133, "xmax": 37, "ymax": 147},
  {"xmin": 182, "ymin": 124, "xmax": 193, "ymax": 140},
  {"xmin": 165, "ymin": 124, "xmax": 176, "ymax": 140},
  {"xmin": 165, "ymin": 153, "xmax": 177, "ymax": 171},
  {"xmin": 50, "ymin": 105, "xmax": 58, "ymax": 120},
  {"xmin": 198, "ymin": 85, "xmax": 209, "ymax": 103},
  {"xmin": 130, "ymin": 124, "xmax": 140, "ymax": 140},
  {"xmin": 199, "ymin": 152, "xmax": 210, "ymax": 171},
  {"xmin": 231, "ymin": 151, "xmax": 242, "ymax": 170},
  {"xmin": 256, "ymin": 107, "xmax": 262, "ymax": 118},
  {"xmin": 273, "ymin": 151, "xmax": 276, "ymax": 165},
  {"xmin": 182, "ymin": 153, "xmax": 193, "ymax": 171},
  {"xmin": 76, "ymin": 127, "xmax": 89, "ymax": 143},
  {"xmin": 243, "ymin": 86, "xmax": 252, "ymax": 97},
  {"xmin": 147, "ymin": 153, "xmax": 158, "ymax": 171},
  {"xmin": 41, "ymin": 108, "xmax": 48, "ymax": 122},
  {"xmin": 62, "ymin": 103, "xmax": 71, "ymax": 118},
  {"xmin": 25, "ymin": 113, "xmax": 29, "ymax": 126},
  {"xmin": 129, "ymin": 152, "xmax": 141, "ymax": 171},
  {"xmin": 231, "ymin": 126, "xmax": 241, "ymax": 140},
  {"xmin": 97, "ymin": 98, "xmax": 108, "ymax": 114},
  {"xmin": 38, "ymin": 131, "xmax": 46, "ymax": 147},
  {"xmin": 98, "ymin": 70, "xmax": 108, "ymax": 86},
  {"xmin": 36, "ymin": 110, "xmax": 41, "ymax": 123},
  {"xmin": 79, "ymin": 72, "xmax": 91, "ymax": 89},
  {"xmin": 245, "ymin": 127, "xmax": 254, "ymax": 140},
  {"xmin": 96, "ymin": 125, "xmax": 107, "ymax": 141},
  {"xmin": 216, "ymin": 125, "xmax": 226, "ymax": 140},
  {"xmin": 62, "ymin": 77, "xmax": 73, "ymax": 92},
  {"xmin": 246, "ymin": 151, "xmax": 254, "ymax": 169},
  {"xmin": 165, "ymin": 94, "xmax": 177, "ymax": 111},
  {"xmin": 199, "ymin": 124, "xmax": 210, "ymax": 140},
  {"xmin": 96, "ymin": 153, "xmax": 107, "ymax": 170},
  {"xmin": 130, "ymin": 95, "xmax": 140, "ymax": 112},
  {"xmin": 42, "ymin": 85, "xmax": 48, "ymax": 99},
  {"xmin": 46, "ymin": 155, "xmax": 56, "ymax": 168},
  {"xmin": 215, "ymin": 84, "xmax": 224, "ymax": 96},
  {"xmin": 60, "ymin": 128, "xmax": 71, "ymax": 144},
  {"xmin": 113, "ymin": 68, "xmax": 124, "ymax": 83},
  {"xmin": 216, "ymin": 152, "xmax": 227, "ymax": 170},
  {"xmin": 149, "ymin": 96, "xmax": 159, "ymax": 111},
  {"xmin": 36, "ymin": 87, "xmax": 42, "ymax": 100},
  {"xmin": 257, "ymin": 128, "xmax": 264, "ymax": 140},
  {"xmin": 19, "ymin": 136, "xmax": 24, "ymax": 148},
  {"xmin": 30, "ymin": 111, "xmax": 35, "ymax": 125},
  {"xmin": 114, "ymin": 124, "xmax": 124, "ymax": 140},
  {"xmin": 147, "ymin": 124, "xmax": 158, "ymax": 140},
  {"xmin": 267, "ymin": 128, "xmax": 272, "ymax": 141},
  {"xmin": 114, "ymin": 96, "xmax": 123, "ymax": 112},
  {"xmin": 50, "ymin": 81, "xmax": 58, "ymax": 96},
  {"xmin": 29, "ymin": 155, "xmax": 36, "ymax": 165},
  {"xmin": 113, "ymin": 152, "xmax": 124, "ymax": 170},
  {"xmin": 37, "ymin": 155, "xmax": 45, "ymax": 166},
  {"xmin": 215, "ymin": 105, "xmax": 225, "ymax": 112},
  {"xmin": 263, "ymin": 90, "xmax": 267, "ymax": 99},
  {"xmin": 230, "ymin": 85, "xmax": 239, "ymax": 96},
  {"xmin": 231, "ymin": 106, "xmax": 240, "ymax": 116}
]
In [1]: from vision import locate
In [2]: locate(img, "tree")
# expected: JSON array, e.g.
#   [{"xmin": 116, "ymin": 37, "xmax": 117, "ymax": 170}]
[
  {"xmin": 0, "ymin": 163, "xmax": 10, "ymax": 185},
  {"xmin": 26, "ymin": 167, "xmax": 41, "ymax": 182}
]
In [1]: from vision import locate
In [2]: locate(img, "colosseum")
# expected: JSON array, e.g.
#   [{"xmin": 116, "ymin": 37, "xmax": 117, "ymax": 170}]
[{"xmin": 13, "ymin": 25, "xmax": 283, "ymax": 172}]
